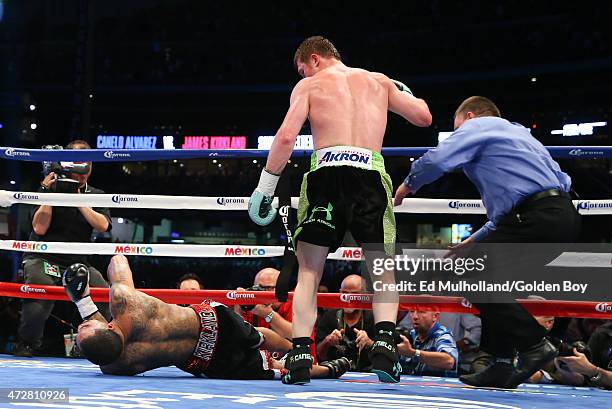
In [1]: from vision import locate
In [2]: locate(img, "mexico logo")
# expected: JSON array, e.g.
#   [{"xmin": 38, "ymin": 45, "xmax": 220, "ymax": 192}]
[{"xmin": 114, "ymin": 245, "xmax": 153, "ymax": 255}]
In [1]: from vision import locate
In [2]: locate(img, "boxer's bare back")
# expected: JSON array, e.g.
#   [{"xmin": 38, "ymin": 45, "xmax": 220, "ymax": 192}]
[
  {"xmin": 266, "ymin": 59, "xmax": 431, "ymax": 173},
  {"xmin": 78, "ymin": 256, "xmax": 200, "ymax": 375}
]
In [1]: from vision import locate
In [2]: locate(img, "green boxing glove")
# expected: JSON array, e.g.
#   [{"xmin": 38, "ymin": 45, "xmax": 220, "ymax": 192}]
[{"xmin": 391, "ymin": 79, "xmax": 414, "ymax": 96}]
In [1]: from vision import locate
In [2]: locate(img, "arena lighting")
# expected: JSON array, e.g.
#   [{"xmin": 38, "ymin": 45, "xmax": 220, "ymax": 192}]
[
  {"xmin": 30, "ymin": 123, "xmax": 37, "ymax": 130},
  {"xmin": 258, "ymin": 134, "xmax": 313, "ymax": 150},
  {"xmin": 29, "ymin": 104, "xmax": 36, "ymax": 111},
  {"xmin": 551, "ymin": 122, "xmax": 607, "ymax": 136}
]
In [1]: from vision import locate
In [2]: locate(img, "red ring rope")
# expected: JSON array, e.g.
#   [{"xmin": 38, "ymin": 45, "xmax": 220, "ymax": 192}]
[{"xmin": 1, "ymin": 282, "xmax": 610, "ymax": 319}]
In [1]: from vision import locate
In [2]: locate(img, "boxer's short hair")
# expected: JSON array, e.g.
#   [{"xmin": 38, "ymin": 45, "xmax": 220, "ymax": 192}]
[
  {"xmin": 294, "ymin": 36, "xmax": 341, "ymax": 68},
  {"xmin": 80, "ymin": 328, "xmax": 123, "ymax": 365},
  {"xmin": 455, "ymin": 96, "xmax": 501, "ymax": 118}
]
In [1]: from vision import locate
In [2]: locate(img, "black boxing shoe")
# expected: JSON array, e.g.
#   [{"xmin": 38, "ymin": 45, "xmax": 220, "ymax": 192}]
[
  {"xmin": 507, "ymin": 339, "xmax": 558, "ymax": 388},
  {"xmin": 281, "ymin": 345, "xmax": 313, "ymax": 385},
  {"xmin": 369, "ymin": 330, "xmax": 402, "ymax": 383},
  {"xmin": 319, "ymin": 357, "xmax": 351, "ymax": 379},
  {"xmin": 459, "ymin": 361, "xmax": 516, "ymax": 389}
]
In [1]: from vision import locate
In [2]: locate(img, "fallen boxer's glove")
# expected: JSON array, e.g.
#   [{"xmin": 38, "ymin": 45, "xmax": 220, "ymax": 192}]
[{"xmin": 63, "ymin": 263, "xmax": 98, "ymax": 319}]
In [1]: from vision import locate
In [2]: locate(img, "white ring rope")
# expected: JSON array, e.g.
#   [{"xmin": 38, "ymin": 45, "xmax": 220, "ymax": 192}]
[
  {"xmin": 2, "ymin": 190, "xmax": 612, "ymax": 215},
  {"xmin": 2, "ymin": 240, "xmax": 611, "ymax": 267},
  {"xmin": 1, "ymin": 240, "xmax": 360, "ymax": 260}
]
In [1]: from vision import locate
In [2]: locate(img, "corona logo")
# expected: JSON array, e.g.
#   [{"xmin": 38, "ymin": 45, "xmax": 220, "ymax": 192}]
[
  {"xmin": 20, "ymin": 285, "xmax": 46, "ymax": 294},
  {"xmin": 226, "ymin": 291, "xmax": 256, "ymax": 300},
  {"xmin": 339, "ymin": 293, "xmax": 371, "ymax": 303},
  {"xmin": 13, "ymin": 193, "xmax": 40, "ymax": 200},
  {"xmin": 104, "ymin": 151, "xmax": 132, "ymax": 159},
  {"xmin": 595, "ymin": 303, "xmax": 611, "ymax": 313},
  {"xmin": 216, "ymin": 197, "xmax": 245, "ymax": 206},
  {"xmin": 112, "ymin": 195, "xmax": 139, "ymax": 204},
  {"xmin": 448, "ymin": 201, "xmax": 481, "ymax": 209},
  {"xmin": 4, "ymin": 148, "xmax": 30, "ymax": 157}
]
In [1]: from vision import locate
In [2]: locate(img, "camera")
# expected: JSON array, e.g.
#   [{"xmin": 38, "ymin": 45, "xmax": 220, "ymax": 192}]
[
  {"xmin": 240, "ymin": 284, "xmax": 265, "ymax": 312},
  {"xmin": 394, "ymin": 326, "xmax": 411, "ymax": 345},
  {"xmin": 41, "ymin": 145, "xmax": 90, "ymax": 193},
  {"xmin": 328, "ymin": 334, "xmax": 358, "ymax": 368},
  {"xmin": 556, "ymin": 340, "xmax": 592, "ymax": 361}
]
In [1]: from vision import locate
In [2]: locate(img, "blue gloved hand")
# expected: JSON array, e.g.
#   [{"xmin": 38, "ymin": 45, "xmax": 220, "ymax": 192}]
[{"xmin": 248, "ymin": 169, "xmax": 280, "ymax": 226}]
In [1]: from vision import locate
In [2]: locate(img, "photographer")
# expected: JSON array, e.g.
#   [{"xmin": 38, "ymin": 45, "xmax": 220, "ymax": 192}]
[
  {"xmin": 14, "ymin": 140, "xmax": 111, "ymax": 357},
  {"xmin": 556, "ymin": 321, "xmax": 612, "ymax": 390},
  {"xmin": 398, "ymin": 309, "xmax": 458, "ymax": 377},
  {"xmin": 529, "ymin": 321, "xmax": 612, "ymax": 389},
  {"xmin": 316, "ymin": 275, "xmax": 375, "ymax": 371}
]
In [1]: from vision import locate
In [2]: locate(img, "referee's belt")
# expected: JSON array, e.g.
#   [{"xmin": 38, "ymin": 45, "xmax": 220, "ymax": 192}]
[{"xmin": 516, "ymin": 189, "xmax": 571, "ymax": 210}]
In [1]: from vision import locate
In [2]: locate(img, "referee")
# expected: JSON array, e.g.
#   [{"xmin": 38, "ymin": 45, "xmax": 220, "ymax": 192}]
[{"xmin": 394, "ymin": 96, "xmax": 581, "ymax": 388}]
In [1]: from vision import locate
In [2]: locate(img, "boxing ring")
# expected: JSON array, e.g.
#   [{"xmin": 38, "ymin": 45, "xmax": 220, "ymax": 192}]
[
  {"xmin": 0, "ymin": 355, "xmax": 610, "ymax": 409},
  {"xmin": 0, "ymin": 146, "xmax": 611, "ymax": 408}
]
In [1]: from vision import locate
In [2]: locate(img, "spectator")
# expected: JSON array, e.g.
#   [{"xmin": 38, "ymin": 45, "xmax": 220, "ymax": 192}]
[
  {"xmin": 438, "ymin": 312, "xmax": 482, "ymax": 374},
  {"xmin": 14, "ymin": 140, "xmax": 111, "ymax": 357},
  {"xmin": 316, "ymin": 275, "xmax": 375, "ymax": 371},
  {"xmin": 177, "ymin": 273, "xmax": 204, "ymax": 290},
  {"xmin": 397, "ymin": 309, "xmax": 458, "ymax": 377}
]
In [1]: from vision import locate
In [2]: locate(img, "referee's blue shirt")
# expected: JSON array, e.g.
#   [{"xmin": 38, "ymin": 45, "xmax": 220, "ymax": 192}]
[{"xmin": 405, "ymin": 117, "xmax": 572, "ymax": 241}]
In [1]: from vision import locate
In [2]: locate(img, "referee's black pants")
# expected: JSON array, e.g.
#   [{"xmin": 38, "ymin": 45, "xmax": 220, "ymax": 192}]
[{"xmin": 474, "ymin": 195, "xmax": 581, "ymax": 358}]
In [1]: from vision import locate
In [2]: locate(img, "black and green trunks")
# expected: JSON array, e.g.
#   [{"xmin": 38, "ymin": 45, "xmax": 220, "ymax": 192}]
[{"xmin": 294, "ymin": 145, "xmax": 396, "ymax": 252}]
